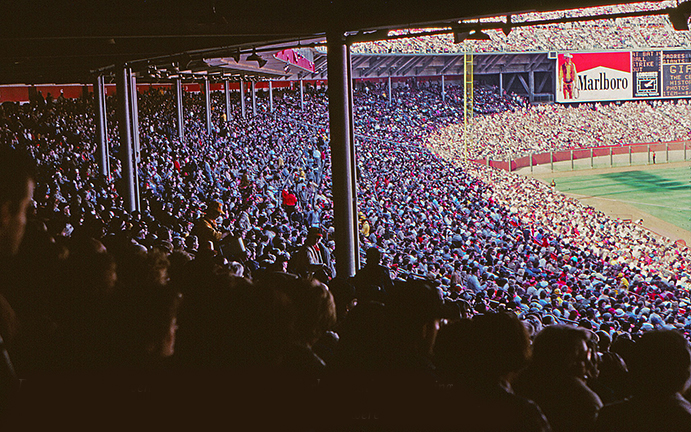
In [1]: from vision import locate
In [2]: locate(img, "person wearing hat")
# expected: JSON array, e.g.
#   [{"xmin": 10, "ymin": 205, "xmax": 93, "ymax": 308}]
[
  {"xmin": 191, "ymin": 200, "xmax": 229, "ymax": 250},
  {"xmin": 559, "ymin": 53, "xmax": 578, "ymax": 100}
]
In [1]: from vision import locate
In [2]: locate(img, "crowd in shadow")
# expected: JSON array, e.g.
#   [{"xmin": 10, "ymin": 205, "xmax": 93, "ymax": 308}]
[{"xmin": 0, "ymin": 84, "xmax": 689, "ymax": 429}]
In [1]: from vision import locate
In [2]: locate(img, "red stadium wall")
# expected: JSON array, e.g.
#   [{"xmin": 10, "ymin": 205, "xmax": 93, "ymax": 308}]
[
  {"xmin": 473, "ymin": 140, "xmax": 691, "ymax": 172},
  {"xmin": 0, "ymin": 86, "xmax": 30, "ymax": 103}
]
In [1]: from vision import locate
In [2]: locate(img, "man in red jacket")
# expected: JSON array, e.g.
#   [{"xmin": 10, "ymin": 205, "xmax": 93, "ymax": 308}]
[{"xmin": 282, "ymin": 188, "xmax": 298, "ymax": 217}]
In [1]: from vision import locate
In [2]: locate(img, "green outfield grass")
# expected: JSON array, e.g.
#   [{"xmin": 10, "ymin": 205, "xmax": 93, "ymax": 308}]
[{"xmin": 553, "ymin": 166, "xmax": 691, "ymax": 233}]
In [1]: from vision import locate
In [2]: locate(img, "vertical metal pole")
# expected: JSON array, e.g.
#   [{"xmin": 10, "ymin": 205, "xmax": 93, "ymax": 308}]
[
  {"xmin": 629, "ymin": 145, "xmax": 632, "ymax": 165},
  {"xmin": 530, "ymin": 153, "xmax": 533, "ymax": 173},
  {"xmin": 610, "ymin": 147, "xmax": 613, "ymax": 167},
  {"xmin": 251, "ymin": 81, "xmax": 257, "ymax": 117},
  {"xmin": 204, "ymin": 78, "xmax": 212, "ymax": 135},
  {"xmin": 129, "ymin": 71, "xmax": 141, "ymax": 213},
  {"xmin": 346, "ymin": 44, "xmax": 360, "ymax": 271},
  {"xmin": 685, "ymin": 141, "xmax": 688, "ymax": 161},
  {"xmin": 571, "ymin": 149, "xmax": 574, "ymax": 170},
  {"xmin": 327, "ymin": 30, "xmax": 356, "ymax": 278},
  {"xmin": 240, "ymin": 80, "xmax": 246, "ymax": 118},
  {"xmin": 499, "ymin": 72, "xmax": 503, "ymax": 94},
  {"xmin": 300, "ymin": 79, "xmax": 304, "ymax": 111},
  {"xmin": 269, "ymin": 80, "xmax": 274, "ymax": 112},
  {"xmin": 116, "ymin": 65, "xmax": 136, "ymax": 213},
  {"xmin": 648, "ymin": 144, "xmax": 650, "ymax": 164},
  {"xmin": 529, "ymin": 70, "xmax": 535, "ymax": 104},
  {"xmin": 441, "ymin": 75, "xmax": 445, "ymax": 103},
  {"xmin": 666, "ymin": 142, "xmax": 669, "ymax": 163},
  {"xmin": 130, "ymin": 73, "xmax": 140, "ymax": 162},
  {"xmin": 550, "ymin": 151, "xmax": 554, "ymax": 171},
  {"xmin": 94, "ymin": 75, "xmax": 110, "ymax": 179},
  {"xmin": 591, "ymin": 148, "xmax": 594, "ymax": 167},
  {"xmin": 388, "ymin": 76, "xmax": 392, "ymax": 106},
  {"xmin": 175, "ymin": 78, "xmax": 184, "ymax": 141},
  {"xmin": 224, "ymin": 80, "xmax": 231, "ymax": 122}
]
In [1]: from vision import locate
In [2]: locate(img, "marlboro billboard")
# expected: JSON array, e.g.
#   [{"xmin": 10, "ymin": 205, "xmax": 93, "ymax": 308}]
[{"xmin": 556, "ymin": 52, "xmax": 632, "ymax": 103}]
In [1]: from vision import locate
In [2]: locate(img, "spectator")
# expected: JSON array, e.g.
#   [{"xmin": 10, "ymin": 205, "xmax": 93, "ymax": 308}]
[
  {"xmin": 0, "ymin": 147, "xmax": 35, "ymax": 411},
  {"xmin": 514, "ymin": 325, "xmax": 603, "ymax": 432},
  {"xmin": 353, "ymin": 246, "xmax": 394, "ymax": 297},
  {"xmin": 434, "ymin": 313, "xmax": 552, "ymax": 431},
  {"xmin": 595, "ymin": 330, "xmax": 691, "ymax": 432},
  {"xmin": 191, "ymin": 200, "xmax": 228, "ymax": 250}
]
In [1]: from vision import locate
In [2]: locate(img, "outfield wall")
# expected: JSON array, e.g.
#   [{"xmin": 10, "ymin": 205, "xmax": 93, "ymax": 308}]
[{"xmin": 474, "ymin": 140, "xmax": 691, "ymax": 172}]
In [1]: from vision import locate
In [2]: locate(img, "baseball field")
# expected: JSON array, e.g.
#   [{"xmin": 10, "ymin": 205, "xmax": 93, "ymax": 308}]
[{"xmin": 528, "ymin": 161, "xmax": 691, "ymax": 245}]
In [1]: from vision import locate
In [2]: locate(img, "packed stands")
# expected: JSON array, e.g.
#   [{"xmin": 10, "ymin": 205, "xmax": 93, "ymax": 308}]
[
  {"xmin": 427, "ymin": 97, "xmax": 691, "ymax": 161},
  {"xmin": 350, "ymin": 1, "xmax": 691, "ymax": 53},
  {"xmin": 0, "ymin": 82, "xmax": 690, "ymax": 427}
]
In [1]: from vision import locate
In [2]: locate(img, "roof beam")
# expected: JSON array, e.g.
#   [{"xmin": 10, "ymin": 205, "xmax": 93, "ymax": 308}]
[
  {"xmin": 398, "ymin": 56, "xmax": 424, "ymax": 76},
  {"xmin": 438, "ymin": 56, "xmax": 460, "ymax": 75},
  {"xmin": 361, "ymin": 56, "xmax": 392, "ymax": 77},
  {"xmin": 412, "ymin": 55, "xmax": 436, "ymax": 76}
]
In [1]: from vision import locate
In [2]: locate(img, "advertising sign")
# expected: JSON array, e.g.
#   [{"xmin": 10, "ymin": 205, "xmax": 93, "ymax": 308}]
[
  {"xmin": 632, "ymin": 51, "xmax": 661, "ymax": 98},
  {"xmin": 556, "ymin": 50, "xmax": 691, "ymax": 102},
  {"xmin": 662, "ymin": 50, "xmax": 691, "ymax": 97},
  {"xmin": 556, "ymin": 52, "xmax": 632, "ymax": 103}
]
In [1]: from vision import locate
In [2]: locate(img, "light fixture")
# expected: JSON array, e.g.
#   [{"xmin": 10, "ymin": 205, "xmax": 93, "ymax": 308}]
[
  {"xmin": 231, "ymin": 49, "xmax": 241, "ymax": 62},
  {"xmin": 247, "ymin": 49, "xmax": 267, "ymax": 68},
  {"xmin": 453, "ymin": 29, "xmax": 491, "ymax": 43}
]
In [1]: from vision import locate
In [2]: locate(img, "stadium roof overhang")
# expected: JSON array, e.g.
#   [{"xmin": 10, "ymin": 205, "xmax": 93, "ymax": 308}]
[
  {"xmin": 0, "ymin": 0, "xmax": 681, "ymax": 85},
  {"xmin": 307, "ymin": 52, "xmax": 554, "ymax": 80}
]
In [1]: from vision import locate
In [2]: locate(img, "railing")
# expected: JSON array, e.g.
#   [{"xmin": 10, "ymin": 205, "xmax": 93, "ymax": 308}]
[{"xmin": 473, "ymin": 140, "xmax": 691, "ymax": 173}]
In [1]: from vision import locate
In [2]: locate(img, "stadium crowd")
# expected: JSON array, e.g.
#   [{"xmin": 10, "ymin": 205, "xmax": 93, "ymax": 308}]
[
  {"xmin": 350, "ymin": 1, "xmax": 691, "ymax": 54},
  {"xmin": 0, "ymin": 82, "xmax": 690, "ymax": 427},
  {"xmin": 427, "ymin": 98, "xmax": 691, "ymax": 161}
]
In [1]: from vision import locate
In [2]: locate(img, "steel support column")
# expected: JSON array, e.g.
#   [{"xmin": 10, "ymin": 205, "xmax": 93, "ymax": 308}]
[
  {"xmin": 251, "ymin": 81, "xmax": 257, "ymax": 117},
  {"xmin": 129, "ymin": 71, "xmax": 141, "ymax": 212},
  {"xmin": 175, "ymin": 78, "xmax": 184, "ymax": 141},
  {"xmin": 346, "ymin": 44, "xmax": 360, "ymax": 271},
  {"xmin": 94, "ymin": 75, "xmax": 110, "ymax": 179},
  {"xmin": 129, "ymin": 73, "xmax": 140, "ymax": 162},
  {"xmin": 240, "ymin": 80, "xmax": 246, "ymax": 118},
  {"xmin": 387, "ymin": 76, "xmax": 392, "ymax": 106},
  {"xmin": 269, "ymin": 80, "xmax": 274, "ymax": 112},
  {"xmin": 300, "ymin": 79, "xmax": 304, "ymax": 111},
  {"xmin": 116, "ymin": 65, "xmax": 137, "ymax": 213},
  {"xmin": 441, "ymin": 75, "xmax": 445, "ymax": 103},
  {"xmin": 204, "ymin": 78, "xmax": 212, "ymax": 135},
  {"xmin": 327, "ymin": 31, "xmax": 357, "ymax": 278},
  {"xmin": 224, "ymin": 80, "xmax": 231, "ymax": 122}
]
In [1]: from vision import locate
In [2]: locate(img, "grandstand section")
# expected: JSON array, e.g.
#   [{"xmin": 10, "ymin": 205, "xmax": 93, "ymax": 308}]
[
  {"xmin": 351, "ymin": 1, "xmax": 691, "ymax": 54},
  {"xmin": 2, "ymin": 0, "xmax": 691, "ymax": 427}
]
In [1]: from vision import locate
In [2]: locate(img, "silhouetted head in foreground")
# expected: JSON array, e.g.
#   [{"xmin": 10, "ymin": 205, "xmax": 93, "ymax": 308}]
[{"xmin": 629, "ymin": 330, "xmax": 691, "ymax": 397}]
